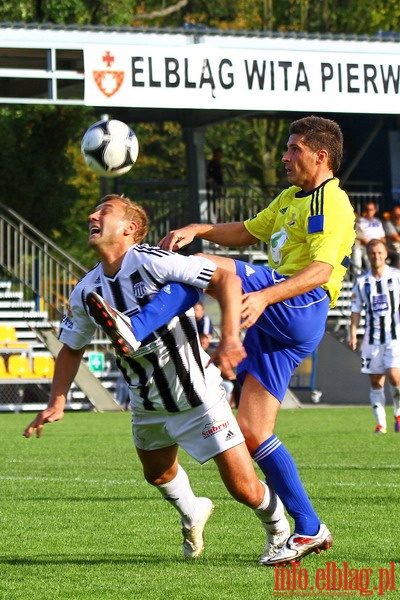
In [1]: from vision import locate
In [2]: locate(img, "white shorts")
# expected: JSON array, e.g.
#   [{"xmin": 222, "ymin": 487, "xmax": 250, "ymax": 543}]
[
  {"xmin": 360, "ymin": 340, "xmax": 400, "ymax": 374},
  {"xmin": 131, "ymin": 394, "xmax": 245, "ymax": 465}
]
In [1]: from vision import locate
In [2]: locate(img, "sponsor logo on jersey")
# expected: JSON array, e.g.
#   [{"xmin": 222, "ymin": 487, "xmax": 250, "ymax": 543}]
[
  {"xmin": 270, "ymin": 227, "xmax": 289, "ymax": 265},
  {"xmin": 202, "ymin": 418, "xmax": 229, "ymax": 439},
  {"xmin": 163, "ymin": 284, "xmax": 172, "ymax": 295},
  {"xmin": 133, "ymin": 282, "xmax": 147, "ymax": 298}
]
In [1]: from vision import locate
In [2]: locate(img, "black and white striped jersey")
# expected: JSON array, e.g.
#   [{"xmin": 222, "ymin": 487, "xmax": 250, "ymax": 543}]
[
  {"xmin": 59, "ymin": 243, "xmax": 223, "ymax": 413},
  {"xmin": 350, "ymin": 265, "xmax": 400, "ymax": 345}
]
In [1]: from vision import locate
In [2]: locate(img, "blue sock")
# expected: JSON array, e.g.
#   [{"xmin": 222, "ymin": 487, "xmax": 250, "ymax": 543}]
[
  {"xmin": 130, "ymin": 282, "xmax": 203, "ymax": 342},
  {"xmin": 252, "ymin": 435, "xmax": 321, "ymax": 535}
]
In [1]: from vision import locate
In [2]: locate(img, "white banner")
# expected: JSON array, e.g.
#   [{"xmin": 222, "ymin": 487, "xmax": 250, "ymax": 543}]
[{"xmin": 83, "ymin": 43, "xmax": 400, "ymax": 114}]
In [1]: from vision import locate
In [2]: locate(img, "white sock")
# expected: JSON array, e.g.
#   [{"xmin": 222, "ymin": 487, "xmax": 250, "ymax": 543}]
[
  {"xmin": 253, "ymin": 481, "xmax": 286, "ymax": 529},
  {"xmin": 370, "ymin": 388, "xmax": 387, "ymax": 428},
  {"xmin": 390, "ymin": 385, "xmax": 400, "ymax": 418},
  {"xmin": 156, "ymin": 464, "xmax": 202, "ymax": 528}
]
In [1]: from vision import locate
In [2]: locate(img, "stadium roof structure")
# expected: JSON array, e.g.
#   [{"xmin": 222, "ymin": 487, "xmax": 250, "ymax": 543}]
[
  {"xmin": 1, "ymin": 22, "xmax": 400, "ymax": 210},
  {"xmin": 1, "ymin": 21, "xmax": 400, "ymax": 120}
]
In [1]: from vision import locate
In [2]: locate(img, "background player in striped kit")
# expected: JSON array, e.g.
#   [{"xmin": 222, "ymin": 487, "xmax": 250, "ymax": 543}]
[
  {"xmin": 23, "ymin": 194, "xmax": 289, "ymax": 562},
  {"xmin": 349, "ymin": 238, "xmax": 400, "ymax": 434}
]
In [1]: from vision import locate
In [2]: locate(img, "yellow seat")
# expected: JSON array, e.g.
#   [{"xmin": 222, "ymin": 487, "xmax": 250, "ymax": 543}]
[
  {"xmin": 0, "ymin": 325, "xmax": 29, "ymax": 349},
  {"xmin": 0, "ymin": 325, "xmax": 18, "ymax": 343},
  {"xmin": 7, "ymin": 355, "xmax": 38, "ymax": 378},
  {"xmin": 33, "ymin": 356, "xmax": 55, "ymax": 378}
]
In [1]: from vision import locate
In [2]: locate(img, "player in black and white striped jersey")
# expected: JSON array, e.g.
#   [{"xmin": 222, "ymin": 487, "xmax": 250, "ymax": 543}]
[
  {"xmin": 349, "ymin": 238, "xmax": 400, "ymax": 434},
  {"xmin": 24, "ymin": 194, "xmax": 290, "ymax": 562},
  {"xmin": 66, "ymin": 243, "xmax": 224, "ymax": 414}
]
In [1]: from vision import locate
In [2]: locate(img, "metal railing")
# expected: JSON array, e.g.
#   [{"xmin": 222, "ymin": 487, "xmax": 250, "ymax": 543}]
[{"xmin": 0, "ymin": 203, "xmax": 86, "ymax": 321}]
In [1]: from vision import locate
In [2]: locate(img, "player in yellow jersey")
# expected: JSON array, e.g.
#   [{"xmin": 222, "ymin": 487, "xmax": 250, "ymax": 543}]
[
  {"xmin": 246, "ymin": 178, "xmax": 354, "ymax": 306},
  {"xmin": 157, "ymin": 116, "xmax": 356, "ymax": 566}
]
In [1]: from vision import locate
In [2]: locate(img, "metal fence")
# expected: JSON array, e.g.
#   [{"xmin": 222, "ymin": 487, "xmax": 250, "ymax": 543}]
[{"xmin": 0, "ymin": 203, "xmax": 86, "ymax": 320}]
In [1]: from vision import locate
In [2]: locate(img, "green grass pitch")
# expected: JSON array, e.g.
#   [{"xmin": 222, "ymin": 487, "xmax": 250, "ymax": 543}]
[{"xmin": 0, "ymin": 407, "xmax": 398, "ymax": 600}]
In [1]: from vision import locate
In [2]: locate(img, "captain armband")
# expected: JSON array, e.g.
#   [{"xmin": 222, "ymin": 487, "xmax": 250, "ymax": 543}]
[{"xmin": 308, "ymin": 215, "xmax": 324, "ymax": 234}]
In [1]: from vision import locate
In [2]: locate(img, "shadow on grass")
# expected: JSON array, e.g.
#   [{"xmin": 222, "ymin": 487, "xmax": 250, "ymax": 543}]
[{"xmin": 0, "ymin": 553, "xmax": 257, "ymax": 567}]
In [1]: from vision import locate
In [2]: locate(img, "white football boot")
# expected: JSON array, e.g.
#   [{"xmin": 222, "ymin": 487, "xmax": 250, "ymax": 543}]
[
  {"xmin": 262, "ymin": 523, "xmax": 333, "ymax": 566},
  {"xmin": 259, "ymin": 516, "xmax": 291, "ymax": 564},
  {"xmin": 181, "ymin": 498, "xmax": 215, "ymax": 558}
]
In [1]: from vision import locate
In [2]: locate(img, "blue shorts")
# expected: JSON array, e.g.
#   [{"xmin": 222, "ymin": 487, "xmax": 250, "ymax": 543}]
[{"xmin": 235, "ymin": 261, "xmax": 330, "ymax": 402}]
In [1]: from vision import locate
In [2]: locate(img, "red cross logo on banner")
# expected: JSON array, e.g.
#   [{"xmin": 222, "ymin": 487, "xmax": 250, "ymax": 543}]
[{"xmin": 92, "ymin": 51, "xmax": 125, "ymax": 98}]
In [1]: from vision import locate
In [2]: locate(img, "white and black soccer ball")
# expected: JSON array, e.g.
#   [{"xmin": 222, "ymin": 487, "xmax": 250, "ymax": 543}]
[{"xmin": 81, "ymin": 119, "xmax": 139, "ymax": 177}]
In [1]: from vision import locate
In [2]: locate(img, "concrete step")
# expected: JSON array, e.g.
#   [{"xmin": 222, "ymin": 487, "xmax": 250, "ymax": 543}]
[
  {"xmin": 0, "ymin": 311, "xmax": 49, "ymax": 320},
  {"xmin": 0, "ymin": 300, "xmax": 35, "ymax": 309},
  {"xmin": 0, "ymin": 291, "xmax": 24, "ymax": 300}
]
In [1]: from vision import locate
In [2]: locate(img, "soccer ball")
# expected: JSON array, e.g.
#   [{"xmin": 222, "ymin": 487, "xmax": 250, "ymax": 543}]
[{"xmin": 81, "ymin": 119, "xmax": 139, "ymax": 177}]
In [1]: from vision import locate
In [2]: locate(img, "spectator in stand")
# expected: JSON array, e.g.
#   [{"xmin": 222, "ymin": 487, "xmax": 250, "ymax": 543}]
[
  {"xmin": 383, "ymin": 205, "xmax": 400, "ymax": 268},
  {"xmin": 353, "ymin": 201, "xmax": 386, "ymax": 273},
  {"xmin": 194, "ymin": 301, "xmax": 214, "ymax": 340}
]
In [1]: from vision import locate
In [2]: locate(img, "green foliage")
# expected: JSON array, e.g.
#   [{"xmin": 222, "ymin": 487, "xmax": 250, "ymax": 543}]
[
  {"xmin": 0, "ymin": 0, "xmax": 142, "ymax": 25},
  {"xmin": 2, "ymin": 0, "xmax": 400, "ymax": 33},
  {"xmin": 205, "ymin": 118, "xmax": 289, "ymax": 186},
  {"xmin": 132, "ymin": 121, "xmax": 187, "ymax": 180},
  {"xmin": 0, "ymin": 106, "xmax": 94, "ymax": 235}
]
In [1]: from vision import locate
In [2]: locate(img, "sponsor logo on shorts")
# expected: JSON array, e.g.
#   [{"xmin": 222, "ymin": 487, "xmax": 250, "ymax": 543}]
[
  {"xmin": 245, "ymin": 265, "xmax": 255, "ymax": 276},
  {"xmin": 225, "ymin": 430, "xmax": 236, "ymax": 442},
  {"xmin": 61, "ymin": 305, "xmax": 74, "ymax": 330},
  {"xmin": 202, "ymin": 418, "xmax": 229, "ymax": 439}
]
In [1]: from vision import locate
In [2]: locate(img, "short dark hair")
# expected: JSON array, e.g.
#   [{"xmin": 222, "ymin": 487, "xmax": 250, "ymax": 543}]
[{"xmin": 289, "ymin": 116, "xmax": 343, "ymax": 174}]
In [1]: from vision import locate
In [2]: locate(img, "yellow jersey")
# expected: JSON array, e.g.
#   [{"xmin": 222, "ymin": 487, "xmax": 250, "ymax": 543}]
[{"xmin": 244, "ymin": 178, "xmax": 355, "ymax": 307}]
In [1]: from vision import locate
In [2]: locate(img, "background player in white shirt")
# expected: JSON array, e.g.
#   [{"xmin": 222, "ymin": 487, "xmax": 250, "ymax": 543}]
[
  {"xmin": 23, "ymin": 194, "xmax": 289, "ymax": 562},
  {"xmin": 349, "ymin": 239, "xmax": 400, "ymax": 433}
]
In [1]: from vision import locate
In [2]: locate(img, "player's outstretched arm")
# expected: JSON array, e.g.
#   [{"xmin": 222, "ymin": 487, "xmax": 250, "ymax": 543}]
[
  {"xmin": 159, "ymin": 222, "xmax": 256, "ymax": 251},
  {"xmin": 23, "ymin": 344, "xmax": 85, "ymax": 438}
]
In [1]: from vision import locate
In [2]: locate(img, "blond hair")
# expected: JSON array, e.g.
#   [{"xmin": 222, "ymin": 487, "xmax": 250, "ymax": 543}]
[{"xmin": 101, "ymin": 194, "xmax": 149, "ymax": 243}]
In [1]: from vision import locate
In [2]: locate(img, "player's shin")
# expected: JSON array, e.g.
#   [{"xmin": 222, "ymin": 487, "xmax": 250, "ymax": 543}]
[
  {"xmin": 252, "ymin": 435, "xmax": 320, "ymax": 536},
  {"xmin": 156, "ymin": 464, "xmax": 205, "ymax": 526}
]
